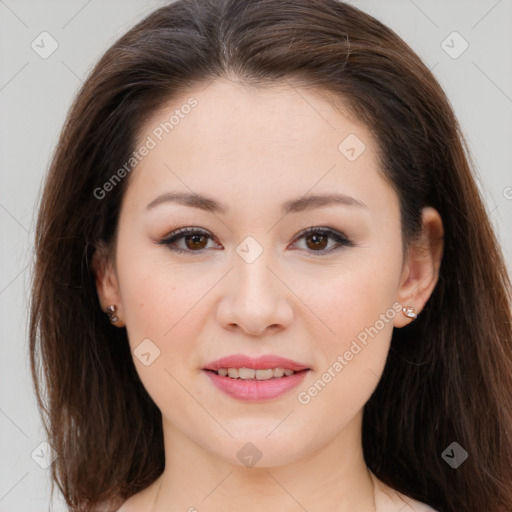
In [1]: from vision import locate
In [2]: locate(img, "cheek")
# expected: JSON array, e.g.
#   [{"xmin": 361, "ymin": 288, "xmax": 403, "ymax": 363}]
[
  {"xmin": 115, "ymin": 258, "xmax": 206, "ymax": 415},
  {"xmin": 115, "ymin": 229, "xmax": 196, "ymax": 334},
  {"xmin": 295, "ymin": 240, "xmax": 402, "ymax": 392},
  {"xmin": 300, "ymin": 247, "xmax": 401, "ymax": 341},
  {"xmin": 293, "ymin": 272, "xmax": 399, "ymax": 431},
  {"xmin": 115, "ymin": 241, "xmax": 227, "ymax": 396},
  {"xmin": 306, "ymin": 280, "xmax": 396, "ymax": 388}
]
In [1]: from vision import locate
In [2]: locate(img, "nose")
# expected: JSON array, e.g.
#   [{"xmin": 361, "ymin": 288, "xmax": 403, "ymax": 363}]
[{"xmin": 216, "ymin": 250, "xmax": 294, "ymax": 336}]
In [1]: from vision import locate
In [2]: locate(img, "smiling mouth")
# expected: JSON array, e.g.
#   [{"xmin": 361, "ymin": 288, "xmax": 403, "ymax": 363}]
[{"xmin": 205, "ymin": 367, "xmax": 309, "ymax": 380}]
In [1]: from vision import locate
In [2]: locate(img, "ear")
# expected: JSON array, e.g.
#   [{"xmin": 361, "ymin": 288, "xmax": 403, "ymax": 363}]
[
  {"xmin": 394, "ymin": 206, "xmax": 444, "ymax": 328},
  {"xmin": 91, "ymin": 242, "xmax": 124, "ymax": 326}
]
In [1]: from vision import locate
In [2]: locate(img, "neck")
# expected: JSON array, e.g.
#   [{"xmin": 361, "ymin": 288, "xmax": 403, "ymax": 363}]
[{"xmin": 150, "ymin": 410, "xmax": 377, "ymax": 512}]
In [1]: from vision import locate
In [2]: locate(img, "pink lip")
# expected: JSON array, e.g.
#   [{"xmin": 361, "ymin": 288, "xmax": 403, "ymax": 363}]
[
  {"xmin": 203, "ymin": 354, "xmax": 311, "ymax": 401},
  {"xmin": 203, "ymin": 354, "xmax": 310, "ymax": 372}
]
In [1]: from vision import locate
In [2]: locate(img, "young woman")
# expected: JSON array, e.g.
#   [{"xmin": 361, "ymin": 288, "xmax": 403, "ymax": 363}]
[{"xmin": 29, "ymin": 1, "xmax": 512, "ymax": 511}]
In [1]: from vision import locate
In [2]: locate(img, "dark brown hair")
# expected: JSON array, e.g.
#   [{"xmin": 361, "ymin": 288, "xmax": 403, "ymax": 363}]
[{"xmin": 29, "ymin": 1, "xmax": 512, "ymax": 511}]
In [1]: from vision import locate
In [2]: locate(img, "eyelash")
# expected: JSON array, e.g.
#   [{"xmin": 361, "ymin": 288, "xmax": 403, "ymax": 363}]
[{"xmin": 156, "ymin": 226, "xmax": 354, "ymax": 256}]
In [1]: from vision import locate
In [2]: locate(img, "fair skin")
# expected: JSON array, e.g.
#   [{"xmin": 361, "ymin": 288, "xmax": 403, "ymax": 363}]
[{"xmin": 93, "ymin": 78, "xmax": 443, "ymax": 512}]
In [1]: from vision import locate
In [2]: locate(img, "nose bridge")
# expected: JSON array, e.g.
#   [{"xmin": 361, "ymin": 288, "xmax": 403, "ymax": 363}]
[
  {"xmin": 218, "ymin": 234, "xmax": 293, "ymax": 334},
  {"xmin": 233, "ymin": 236, "xmax": 278, "ymax": 306}
]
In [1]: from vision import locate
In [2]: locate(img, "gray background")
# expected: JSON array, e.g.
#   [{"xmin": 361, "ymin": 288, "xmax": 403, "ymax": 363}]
[{"xmin": 1, "ymin": 1, "xmax": 511, "ymax": 510}]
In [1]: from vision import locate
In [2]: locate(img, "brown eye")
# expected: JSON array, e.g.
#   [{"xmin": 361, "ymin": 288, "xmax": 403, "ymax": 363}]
[
  {"xmin": 304, "ymin": 232, "xmax": 329, "ymax": 251},
  {"xmin": 184, "ymin": 233, "xmax": 208, "ymax": 250},
  {"xmin": 157, "ymin": 227, "xmax": 218, "ymax": 254},
  {"xmin": 293, "ymin": 227, "xmax": 353, "ymax": 255}
]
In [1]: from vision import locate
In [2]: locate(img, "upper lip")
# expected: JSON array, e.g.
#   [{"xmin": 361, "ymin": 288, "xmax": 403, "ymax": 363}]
[{"xmin": 204, "ymin": 354, "xmax": 310, "ymax": 372}]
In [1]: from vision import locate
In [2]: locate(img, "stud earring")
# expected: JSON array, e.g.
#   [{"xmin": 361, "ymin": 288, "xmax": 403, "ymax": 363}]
[
  {"xmin": 401, "ymin": 305, "xmax": 417, "ymax": 320},
  {"xmin": 105, "ymin": 304, "xmax": 119, "ymax": 324}
]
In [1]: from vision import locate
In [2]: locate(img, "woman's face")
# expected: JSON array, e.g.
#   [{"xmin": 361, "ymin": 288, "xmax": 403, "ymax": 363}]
[{"xmin": 104, "ymin": 78, "xmax": 410, "ymax": 467}]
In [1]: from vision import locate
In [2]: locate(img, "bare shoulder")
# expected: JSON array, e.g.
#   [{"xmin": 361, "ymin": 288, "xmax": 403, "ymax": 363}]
[
  {"xmin": 113, "ymin": 482, "xmax": 159, "ymax": 512},
  {"xmin": 370, "ymin": 471, "xmax": 438, "ymax": 512},
  {"xmin": 114, "ymin": 490, "xmax": 152, "ymax": 512},
  {"xmin": 113, "ymin": 474, "xmax": 166, "ymax": 511},
  {"xmin": 91, "ymin": 496, "xmax": 130, "ymax": 512}
]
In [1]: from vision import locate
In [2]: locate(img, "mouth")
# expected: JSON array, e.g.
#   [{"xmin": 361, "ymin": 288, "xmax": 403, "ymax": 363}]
[
  {"xmin": 203, "ymin": 354, "xmax": 310, "ymax": 373},
  {"xmin": 202, "ymin": 354, "xmax": 311, "ymax": 401},
  {"xmin": 204, "ymin": 367, "xmax": 308, "ymax": 380}
]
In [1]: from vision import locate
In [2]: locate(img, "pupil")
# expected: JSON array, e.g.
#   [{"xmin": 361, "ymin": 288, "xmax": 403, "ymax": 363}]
[
  {"xmin": 187, "ymin": 234, "xmax": 206, "ymax": 249},
  {"xmin": 308, "ymin": 233, "xmax": 327, "ymax": 250}
]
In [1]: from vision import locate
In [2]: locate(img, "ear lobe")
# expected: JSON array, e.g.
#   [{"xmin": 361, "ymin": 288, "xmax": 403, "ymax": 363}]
[
  {"xmin": 91, "ymin": 243, "xmax": 121, "ymax": 313},
  {"xmin": 394, "ymin": 207, "xmax": 444, "ymax": 328}
]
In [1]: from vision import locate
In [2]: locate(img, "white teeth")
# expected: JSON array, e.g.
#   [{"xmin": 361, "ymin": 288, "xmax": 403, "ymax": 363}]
[
  {"xmin": 273, "ymin": 367, "xmax": 285, "ymax": 378},
  {"xmin": 227, "ymin": 368, "xmax": 239, "ymax": 378},
  {"xmin": 255, "ymin": 369, "xmax": 274, "ymax": 380},
  {"xmin": 238, "ymin": 367, "xmax": 255, "ymax": 379},
  {"xmin": 216, "ymin": 367, "xmax": 298, "ymax": 379}
]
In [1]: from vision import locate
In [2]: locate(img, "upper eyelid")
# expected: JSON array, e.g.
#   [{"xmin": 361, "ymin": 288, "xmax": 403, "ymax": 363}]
[
  {"xmin": 173, "ymin": 227, "xmax": 217, "ymax": 241},
  {"xmin": 159, "ymin": 227, "xmax": 219, "ymax": 247}
]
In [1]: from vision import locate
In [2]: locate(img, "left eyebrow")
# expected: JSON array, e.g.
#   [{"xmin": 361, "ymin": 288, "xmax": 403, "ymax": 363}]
[{"xmin": 281, "ymin": 193, "xmax": 368, "ymax": 213}]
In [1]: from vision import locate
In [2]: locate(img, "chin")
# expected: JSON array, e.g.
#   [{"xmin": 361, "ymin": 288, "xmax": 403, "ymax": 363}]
[{"xmin": 204, "ymin": 430, "xmax": 314, "ymax": 469}]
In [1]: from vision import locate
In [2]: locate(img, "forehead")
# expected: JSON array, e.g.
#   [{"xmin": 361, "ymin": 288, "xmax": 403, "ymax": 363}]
[
  {"xmin": 138, "ymin": 78, "xmax": 365, "ymax": 159},
  {"xmin": 122, "ymin": 78, "xmax": 393, "ymax": 219}
]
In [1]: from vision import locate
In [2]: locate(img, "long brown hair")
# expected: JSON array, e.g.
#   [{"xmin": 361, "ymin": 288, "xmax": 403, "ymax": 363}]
[{"xmin": 29, "ymin": 1, "xmax": 512, "ymax": 510}]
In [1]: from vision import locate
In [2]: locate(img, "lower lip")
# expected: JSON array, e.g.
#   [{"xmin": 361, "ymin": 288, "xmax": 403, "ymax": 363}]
[{"xmin": 204, "ymin": 370, "xmax": 309, "ymax": 401}]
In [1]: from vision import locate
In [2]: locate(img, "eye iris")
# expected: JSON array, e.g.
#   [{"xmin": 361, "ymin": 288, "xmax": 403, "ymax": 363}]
[
  {"xmin": 185, "ymin": 234, "xmax": 207, "ymax": 250},
  {"xmin": 306, "ymin": 232, "xmax": 328, "ymax": 250}
]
